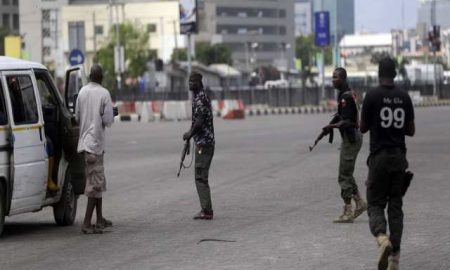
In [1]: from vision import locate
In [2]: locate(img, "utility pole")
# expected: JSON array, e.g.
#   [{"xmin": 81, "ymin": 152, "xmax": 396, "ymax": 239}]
[
  {"xmin": 431, "ymin": 0, "xmax": 437, "ymax": 97},
  {"xmin": 334, "ymin": 1, "xmax": 338, "ymax": 67},
  {"xmin": 173, "ymin": 20, "xmax": 178, "ymax": 62},
  {"xmin": 93, "ymin": 12, "xmax": 97, "ymax": 60},
  {"xmin": 187, "ymin": 33, "xmax": 192, "ymax": 75},
  {"xmin": 111, "ymin": 0, "xmax": 123, "ymax": 98}
]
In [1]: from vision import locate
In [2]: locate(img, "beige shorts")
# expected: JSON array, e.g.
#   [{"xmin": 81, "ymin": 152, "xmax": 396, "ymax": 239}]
[{"xmin": 84, "ymin": 152, "xmax": 106, "ymax": 198}]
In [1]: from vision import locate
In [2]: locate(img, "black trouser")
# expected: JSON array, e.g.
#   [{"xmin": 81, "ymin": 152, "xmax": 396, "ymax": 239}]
[
  {"xmin": 366, "ymin": 148, "xmax": 408, "ymax": 253},
  {"xmin": 195, "ymin": 145, "xmax": 214, "ymax": 212}
]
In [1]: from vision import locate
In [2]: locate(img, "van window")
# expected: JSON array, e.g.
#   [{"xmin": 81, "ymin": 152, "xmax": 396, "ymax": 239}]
[
  {"xmin": 0, "ymin": 79, "xmax": 8, "ymax": 125},
  {"xmin": 6, "ymin": 75, "xmax": 39, "ymax": 125},
  {"xmin": 35, "ymin": 71, "xmax": 58, "ymax": 107}
]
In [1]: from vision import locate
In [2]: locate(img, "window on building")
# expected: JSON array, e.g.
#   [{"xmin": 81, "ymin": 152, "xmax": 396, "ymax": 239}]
[
  {"xmin": 68, "ymin": 21, "xmax": 85, "ymax": 52},
  {"xmin": 279, "ymin": 9, "xmax": 286, "ymax": 18},
  {"xmin": 6, "ymin": 75, "xmax": 39, "ymax": 125},
  {"xmin": 12, "ymin": 0, "xmax": 18, "ymax": 5},
  {"xmin": 237, "ymin": 11, "xmax": 247, "ymax": 18},
  {"xmin": 42, "ymin": 9, "xmax": 51, "ymax": 21},
  {"xmin": 42, "ymin": 27, "xmax": 51, "ymax": 38},
  {"xmin": 147, "ymin": 23, "xmax": 157, "ymax": 33},
  {"xmin": 95, "ymin": 25, "xmax": 103, "ymax": 35},
  {"xmin": 13, "ymin": 14, "xmax": 19, "ymax": 30},
  {"xmin": 2, "ymin": 14, "xmax": 10, "ymax": 29},
  {"xmin": 279, "ymin": 26, "xmax": 286, "ymax": 35},
  {"xmin": 237, "ymin": 28, "xmax": 247, "ymax": 34},
  {"xmin": 43, "ymin": 46, "xmax": 51, "ymax": 57},
  {"xmin": 2, "ymin": 0, "xmax": 10, "ymax": 5}
]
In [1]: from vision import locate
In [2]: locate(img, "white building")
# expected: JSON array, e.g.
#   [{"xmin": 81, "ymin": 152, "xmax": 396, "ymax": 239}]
[
  {"xmin": 19, "ymin": 0, "xmax": 69, "ymax": 76},
  {"xmin": 61, "ymin": 1, "xmax": 185, "ymax": 71},
  {"xmin": 340, "ymin": 33, "xmax": 393, "ymax": 56}
]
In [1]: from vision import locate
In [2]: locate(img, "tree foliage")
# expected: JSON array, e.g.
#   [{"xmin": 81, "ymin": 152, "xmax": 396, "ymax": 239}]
[
  {"xmin": 171, "ymin": 48, "xmax": 187, "ymax": 62},
  {"xmin": 195, "ymin": 42, "xmax": 232, "ymax": 65},
  {"xmin": 295, "ymin": 34, "xmax": 332, "ymax": 70},
  {"xmin": 96, "ymin": 22, "xmax": 150, "ymax": 91}
]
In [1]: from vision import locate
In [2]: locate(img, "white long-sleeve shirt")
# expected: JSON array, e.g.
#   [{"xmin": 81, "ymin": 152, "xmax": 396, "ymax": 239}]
[{"xmin": 75, "ymin": 82, "xmax": 114, "ymax": 155}]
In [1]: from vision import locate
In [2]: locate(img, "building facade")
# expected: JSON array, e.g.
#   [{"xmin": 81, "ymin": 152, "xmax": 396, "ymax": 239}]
[
  {"xmin": 19, "ymin": 0, "xmax": 68, "ymax": 76},
  {"xmin": 1, "ymin": 0, "xmax": 19, "ymax": 34},
  {"xmin": 61, "ymin": 1, "xmax": 184, "ymax": 71},
  {"xmin": 196, "ymin": 0, "xmax": 296, "ymax": 71},
  {"xmin": 418, "ymin": 0, "xmax": 450, "ymax": 30},
  {"xmin": 295, "ymin": 0, "xmax": 313, "ymax": 36},
  {"xmin": 1, "ymin": 0, "xmax": 19, "ymax": 55}
]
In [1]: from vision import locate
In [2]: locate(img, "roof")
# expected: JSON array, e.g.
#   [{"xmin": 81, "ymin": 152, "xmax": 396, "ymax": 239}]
[
  {"xmin": 0, "ymin": 56, "xmax": 46, "ymax": 71},
  {"xmin": 340, "ymin": 33, "xmax": 392, "ymax": 48},
  {"xmin": 209, "ymin": 64, "xmax": 241, "ymax": 77}
]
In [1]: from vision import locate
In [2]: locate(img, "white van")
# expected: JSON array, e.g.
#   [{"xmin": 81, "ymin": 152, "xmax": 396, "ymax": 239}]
[{"xmin": 0, "ymin": 56, "xmax": 87, "ymax": 236}]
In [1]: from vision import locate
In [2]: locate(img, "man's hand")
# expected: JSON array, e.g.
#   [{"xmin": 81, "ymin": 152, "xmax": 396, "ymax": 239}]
[
  {"xmin": 183, "ymin": 131, "xmax": 192, "ymax": 141},
  {"xmin": 322, "ymin": 124, "xmax": 335, "ymax": 132},
  {"xmin": 113, "ymin": 106, "xmax": 119, "ymax": 117}
]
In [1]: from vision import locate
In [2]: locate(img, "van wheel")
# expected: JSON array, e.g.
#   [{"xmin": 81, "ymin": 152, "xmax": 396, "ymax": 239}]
[
  {"xmin": 0, "ymin": 184, "xmax": 5, "ymax": 236},
  {"xmin": 53, "ymin": 175, "xmax": 77, "ymax": 226}
]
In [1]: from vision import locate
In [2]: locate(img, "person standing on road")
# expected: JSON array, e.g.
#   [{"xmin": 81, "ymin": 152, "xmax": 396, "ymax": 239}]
[
  {"xmin": 76, "ymin": 64, "xmax": 117, "ymax": 234},
  {"xmin": 322, "ymin": 67, "xmax": 367, "ymax": 223},
  {"xmin": 183, "ymin": 72, "xmax": 215, "ymax": 220},
  {"xmin": 360, "ymin": 57, "xmax": 415, "ymax": 270}
]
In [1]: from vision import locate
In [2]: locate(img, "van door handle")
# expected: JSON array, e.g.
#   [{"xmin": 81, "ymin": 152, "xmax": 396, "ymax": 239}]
[{"xmin": 39, "ymin": 126, "xmax": 43, "ymax": 141}]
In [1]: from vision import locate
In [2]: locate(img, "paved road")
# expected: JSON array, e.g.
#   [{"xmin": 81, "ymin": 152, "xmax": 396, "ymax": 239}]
[{"xmin": 1, "ymin": 107, "xmax": 449, "ymax": 270}]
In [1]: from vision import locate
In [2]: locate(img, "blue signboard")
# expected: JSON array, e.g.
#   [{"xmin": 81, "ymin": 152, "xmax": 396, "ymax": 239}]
[
  {"xmin": 69, "ymin": 49, "xmax": 85, "ymax": 66},
  {"xmin": 315, "ymin": 11, "xmax": 330, "ymax": 47}
]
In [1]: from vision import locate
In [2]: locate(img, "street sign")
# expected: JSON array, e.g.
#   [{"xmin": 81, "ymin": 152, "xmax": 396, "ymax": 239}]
[
  {"xmin": 69, "ymin": 49, "xmax": 85, "ymax": 66},
  {"xmin": 314, "ymin": 11, "xmax": 330, "ymax": 47},
  {"xmin": 179, "ymin": 0, "xmax": 198, "ymax": 34}
]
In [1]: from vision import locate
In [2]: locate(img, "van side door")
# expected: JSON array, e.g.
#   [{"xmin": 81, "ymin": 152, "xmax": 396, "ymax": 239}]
[
  {"xmin": 1, "ymin": 71, "xmax": 47, "ymax": 214},
  {"xmin": 63, "ymin": 66, "xmax": 87, "ymax": 194}
]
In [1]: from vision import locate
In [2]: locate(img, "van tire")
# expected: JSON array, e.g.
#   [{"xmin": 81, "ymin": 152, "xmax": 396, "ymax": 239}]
[
  {"xmin": 53, "ymin": 174, "xmax": 77, "ymax": 226},
  {"xmin": 0, "ymin": 184, "xmax": 5, "ymax": 236}
]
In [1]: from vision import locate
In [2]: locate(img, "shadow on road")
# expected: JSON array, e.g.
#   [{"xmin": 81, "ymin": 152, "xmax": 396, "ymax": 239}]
[{"xmin": 1, "ymin": 222, "xmax": 59, "ymax": 239}]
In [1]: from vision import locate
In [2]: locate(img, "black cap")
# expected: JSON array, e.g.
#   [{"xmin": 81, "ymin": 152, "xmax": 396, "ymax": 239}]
[
  {"xmin": 378, "ymin": 57, "xmax": 397, "ymax": 79},
  {"xmin": 189, "ymin": 71, "xmax": 202, "ymax": 82}
]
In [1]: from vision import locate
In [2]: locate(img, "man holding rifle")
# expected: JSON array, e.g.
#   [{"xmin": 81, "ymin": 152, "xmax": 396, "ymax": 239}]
[
  {"xmin": 360, "ymin": 58, "xmax": 415, "ymax": 270},
  {"xmin": 320, "ymin": 67, "xmax": 367, "ymax": 223},
  {"xmin": 183, "ymin": 72, "xmax": 215, "ymax": 220}
]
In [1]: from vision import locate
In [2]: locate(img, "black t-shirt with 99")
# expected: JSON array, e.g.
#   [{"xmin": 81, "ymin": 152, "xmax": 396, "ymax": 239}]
[{"xmin": 361, "ymin": 85, "xmax": 414, "ymax": 154}]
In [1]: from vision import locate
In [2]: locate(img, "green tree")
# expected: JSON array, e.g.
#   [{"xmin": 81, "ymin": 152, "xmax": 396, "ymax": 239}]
[
  {"xmin": 170, "ymin": 48, "xmax": 187, "ymax": 62},
  {"xmin": 97, "ymin": 22, "xmax": 150, "ymax": 91},
  {"xmin": 295, "ymin": 34, "xmax": 332, "ymax": 70},
  {"xmin": 195, "ymin": 42, "xmax": 232, "ymax": 65},
  {"xmin": 370, "ymin": 51, "xmax": 391, "ymax": 65}
]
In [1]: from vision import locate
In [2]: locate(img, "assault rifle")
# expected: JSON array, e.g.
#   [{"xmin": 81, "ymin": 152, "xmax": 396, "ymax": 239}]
[
  {"xmin": 309, "ymin": 113, "xmax": 341, "ymax": 151},
  {"xmin": 309, "ymin": 127, "xmax": 334, "ymax": 151},
  {"xmin": 177, "ymin": 139, "xmax": 191, "ymax": 177}
]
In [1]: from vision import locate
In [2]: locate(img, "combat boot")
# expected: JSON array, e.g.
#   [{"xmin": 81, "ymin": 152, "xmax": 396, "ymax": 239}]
[
  {"xmin": 353, "ymin": 194, "xmax": 367, "ymax": 219},
  {"xmin": 376, "ymin": 233, "xmax": 393, "ymax": 270},
  {"xmin": 333, "ymin": 204, "xmax": 353, "ymax": 223},
  {"xmin": 387, "ymin": 252, "xmax": 400, "ymax": 270}
]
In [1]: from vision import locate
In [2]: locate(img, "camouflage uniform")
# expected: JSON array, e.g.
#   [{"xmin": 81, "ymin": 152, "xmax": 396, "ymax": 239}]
[{"xmin": 192, "ymin": 90, "xmax": 215, "ymax": 213}]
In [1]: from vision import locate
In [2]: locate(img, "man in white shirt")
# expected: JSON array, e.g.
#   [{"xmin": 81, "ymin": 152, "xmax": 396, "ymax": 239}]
[{"xmin": 76, "ymin": 64, "xmax": 116, "ymax": 234}]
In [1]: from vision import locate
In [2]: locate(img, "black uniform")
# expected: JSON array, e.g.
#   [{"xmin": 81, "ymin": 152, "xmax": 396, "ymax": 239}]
[
  {"xmin": 332, "ymin": 88, "xmax": 363, "ymax": 202},
  {"xmin": 361, "ymin": 85, "xmax": 414, "ymax": 253}
]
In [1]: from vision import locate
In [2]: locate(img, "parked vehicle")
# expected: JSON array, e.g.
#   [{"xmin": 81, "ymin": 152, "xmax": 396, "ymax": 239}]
[{"xmin": 0, "ymin": 56, "xmax": 87, "ymax": 236}]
